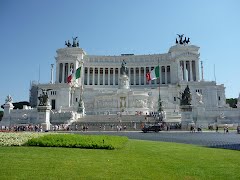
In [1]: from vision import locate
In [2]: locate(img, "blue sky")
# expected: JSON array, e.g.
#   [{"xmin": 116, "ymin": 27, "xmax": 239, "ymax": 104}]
[{"xmin": 0, "ymin": 0, "xmax": 240, "ymax": 107}]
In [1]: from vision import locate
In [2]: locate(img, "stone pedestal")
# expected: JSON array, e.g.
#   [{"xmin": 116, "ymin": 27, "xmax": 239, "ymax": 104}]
[
  {"xmin": 180, "ymin": 105, "xmax": 193, "ymax": 129},
  {"xmin": 37, "ymin": 105, "xmax": 51, "ymax": 131},
  {"xmin": 77, "ymin": 98, "xmax": 85, "ymax": 116},
  {"xmin": 0, "ymin": 102, "xmax": 14, "ymax": 128},
  {"xmin": 119, "ymin": 75, "xmax": 130, "ymax": 90},
  {"xmin": 193, "ymin": 106, "xmax": 206, "ymax": 127}
]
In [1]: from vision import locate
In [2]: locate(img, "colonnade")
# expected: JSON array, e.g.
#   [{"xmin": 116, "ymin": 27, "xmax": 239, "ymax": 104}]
[
  {"xmin": 56, "ymin": 60, "xmax": 198, "ymax": 84},
  {"xmin": 57, "ymin": 63, "xmax": 74, "ymax": 83},
  {"xmin": 83, "ymin": 66, "xmax": 171, "ymax": 86},
  {"xmin": 179, "ymin": 60, "xmax": 197, "ymax": 81}
]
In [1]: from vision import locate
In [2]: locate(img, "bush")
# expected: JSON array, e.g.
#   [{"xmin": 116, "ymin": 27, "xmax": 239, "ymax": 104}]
[{"xmin": 26, "ymin": 134, "xmax": 128, "ymax": 150}]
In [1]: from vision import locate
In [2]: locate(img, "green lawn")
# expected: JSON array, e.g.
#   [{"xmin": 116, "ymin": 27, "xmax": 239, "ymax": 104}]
[{"xmin": 0, "ymin": 140, "xmax": 239, "ymax": 179}]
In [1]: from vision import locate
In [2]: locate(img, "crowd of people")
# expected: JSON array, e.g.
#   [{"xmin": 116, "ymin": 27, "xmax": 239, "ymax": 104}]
[
  {"xmin": 1, "ymin": 124, "xmax": 44, "ymax": 132},
  {"xmin": 0, "ymin": 123, "xmax": 235, "ymax": 133}
]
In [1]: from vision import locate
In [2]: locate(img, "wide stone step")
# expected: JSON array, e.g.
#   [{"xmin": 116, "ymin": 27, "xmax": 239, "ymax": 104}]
[{"xmin": 76, "ymin": 115, "xmax": 147, "ymax": 123}]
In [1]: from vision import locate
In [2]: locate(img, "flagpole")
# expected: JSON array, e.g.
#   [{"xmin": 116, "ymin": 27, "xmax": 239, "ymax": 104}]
[
  {"xmin": 158, "ymin": 58, "xmax": 163, "ymax": 122},
  {"xmin": 77, "ymin": 61, "xmax": 84, "ymax": 114}
]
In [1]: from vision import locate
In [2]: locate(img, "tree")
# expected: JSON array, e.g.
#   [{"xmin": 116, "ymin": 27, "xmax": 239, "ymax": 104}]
[
  {"xmin": 1, "ymin": 101, "xmax": 30, "ymax": 109},
  {"xmin": 0, "ymin": 111, "xmax": 3, "ymax": 121},
  {"xmin": 226, "ymin": 98, "xmax": 237, "ymax": 108}
]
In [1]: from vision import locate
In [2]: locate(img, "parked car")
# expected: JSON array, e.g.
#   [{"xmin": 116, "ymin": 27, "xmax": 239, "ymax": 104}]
[{"xmin": 142, "ymin": 124, "xmax": 162, "ymax": 133}]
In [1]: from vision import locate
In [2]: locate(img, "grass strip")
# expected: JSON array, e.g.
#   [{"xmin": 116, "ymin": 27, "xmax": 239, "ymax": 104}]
[{"xmin": 0, "ymin": 140, "xmax": 240, "ymax": 179}]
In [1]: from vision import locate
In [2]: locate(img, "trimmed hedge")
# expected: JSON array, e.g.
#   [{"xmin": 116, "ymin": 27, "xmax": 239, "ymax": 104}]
[{"xmin": 26, "ymin": 134, "xmax": 128, "ymax": 150}]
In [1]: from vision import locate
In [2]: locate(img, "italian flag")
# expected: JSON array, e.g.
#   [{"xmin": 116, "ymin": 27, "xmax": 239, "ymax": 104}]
[
  {"xmin": 67, "ymin": 67, "xmax": 81, "ymax": 83},
  {"xmin": 146, "ymin": 66, "xmax": 160, "ymax": 81}
]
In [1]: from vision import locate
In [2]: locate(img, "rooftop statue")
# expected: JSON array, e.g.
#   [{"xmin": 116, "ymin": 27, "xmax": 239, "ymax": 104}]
[
  {"xmin": 72, "ymin": 36, "xmax": 78, "ymax": 47},
  {"xmin": 180, "ymin": 85, "xmax": 192, "ymax": 106},
  {"xmin": 65, "ymin": 40, "xmax": 71, "ymax": 47},
  {"xmin": 65, "ymin": 37, "xmax": 79, "ymax": 47},
  {"xmin": 120, "ymin": 60, "xmax": 128, "ymax": 75},
  {"xmin": 176, "ymin": 34, "xmax": 190, "ymax": 45},
  {"xmin": 5, "ymin": 95, "xmax": 13, "ymax": 103}
]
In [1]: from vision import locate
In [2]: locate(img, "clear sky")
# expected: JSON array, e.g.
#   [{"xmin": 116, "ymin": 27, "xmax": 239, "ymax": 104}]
[{"xmin": 0, "ymin": 0, "xmax": 240, "ymax": 107}]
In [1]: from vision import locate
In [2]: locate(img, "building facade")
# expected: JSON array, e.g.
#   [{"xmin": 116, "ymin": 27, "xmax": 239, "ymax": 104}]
[
  {"xmin": 36, "ymin": 37, "xmax": 240, "ymax": 126},
  {"xmin": 2, "ymin": 36, "xmax": 240, "ymax": 129}
]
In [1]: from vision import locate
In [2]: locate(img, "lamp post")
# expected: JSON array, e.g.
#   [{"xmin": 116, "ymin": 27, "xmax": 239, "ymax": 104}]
[
  {"xmin": 157, "ymin": 90, "xmax": 163, "ymax": 122},
  {"xmin": 50, "ymin": 64, "xmax": 54, "ymax": 84},
  {"xmin": 157, "ymin": 58, "xmax": 164, "ymax": 123}
]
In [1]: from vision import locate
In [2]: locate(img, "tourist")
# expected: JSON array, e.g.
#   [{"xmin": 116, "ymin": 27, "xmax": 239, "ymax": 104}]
[
  {"xmin": 190, "ymin": 125, "xmax": 193, "ymax": 133},
  {"xmin": 216, "ymin": 125, "xmax": 218, "ymax": 133},
  {"xmin": 197, "ymin": 126, "xmax": 202, "ymax": 132}
]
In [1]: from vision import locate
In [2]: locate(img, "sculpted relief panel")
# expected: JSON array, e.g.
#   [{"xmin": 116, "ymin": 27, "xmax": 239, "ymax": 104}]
[
  {"xmin": 96, "ymin": 99, "xmax": 117, "ymax": 108},
  {"xmin": 133, "ymin": 99, "xmax": 147, "ymax": 108}
]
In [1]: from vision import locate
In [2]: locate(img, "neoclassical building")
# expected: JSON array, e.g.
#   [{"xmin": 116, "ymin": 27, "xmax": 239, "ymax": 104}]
[
  {"xmin": 2, "ymin": 36, "xmax": 240, "ymax": 128},
  {"xmin": 44, "ymin": 38, "xmax": 219, "ymax": 112}
]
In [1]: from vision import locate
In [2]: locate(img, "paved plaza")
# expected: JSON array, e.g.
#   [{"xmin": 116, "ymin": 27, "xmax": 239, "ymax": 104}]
[{"xmin": 77, "ymin": 130, "xmax": 240, "ymax": 151}]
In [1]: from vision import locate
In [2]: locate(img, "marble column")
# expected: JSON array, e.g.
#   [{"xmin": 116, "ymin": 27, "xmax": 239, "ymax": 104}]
[
  {"xmin": 63, "ymin": 63, "xmax": 66, "ymax": 83},
  {"xmin": 113, "ymin": 67, "xmax": 115, "ymax": 85},
  {"xmin": 60, "ymin": 63, "xmax": 63, "ymax": 83},
  {"xmin": 195, "ymin": 60, "xmax": 200, "ymax": 81},
  {"xmin": 192, "ymin": 61, "xmax": 196, "ymax": 81},
  {"xmin": 190, "ymin": 61, "xmax": 193, "ymax": 81},
  {"xmin": 144, "ymin": 67, "xmax": 146, "ymax": 85},
  {"xmin": 167, "ymin": 66, "xmax": 171, "ymax": 84},
  {"xmin": 118, "ymin": 68, "xmax": 120, "ymax": 85},
  {"xmin": 183, "ymin": 61, "xmax": 186, "ymax": 81},
  {"xmin": 68, "ymin": 63, "xmax": 70, "ymax": 75},
  {"xmin": 98, "ymin": 68, "xmax": 100, "ymax": 85},
  {"xmin": 159, "ymin": 66, "xmax": 162, "ymax": 84},
  {"xmin": 93, "ymin": 67, "xmax": 95, "ymax": 85},
  {"xmin": 87, "ymin": 67, "xmax": 90, "ymax": 85},
  {"xmin": 62, "ymin": 63, "xmax": 64, "ymax": 83},
  {"xmin": 139, "ymin": 67, "xmax": 141, "ymax": 85},
  {"xmin": 108, "ymin": 68, "xmax": 110, "ymax": 86},
  {"xmin": 56, "ymin": 63, "xmax": 59, "ymax": 83},
  {"xmin": 134, "ymin": 67, "xmax": 136, "ymax": 85},
  {"xmin": 128, "ymin": 67, "xmax": 131, "ymax": 80},
  {"xmin": 165, "ymin": 66, "xmax": 167, "ymax": 84},
  {"xmin": 103, "ymin": 68, "xmax": 105, "ymax": 85}
]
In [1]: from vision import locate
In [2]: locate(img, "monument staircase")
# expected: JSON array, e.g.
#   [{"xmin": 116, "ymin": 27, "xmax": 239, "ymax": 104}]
[
  {"xmin": 165, "ymin": 112, "xmax": 182, "ymax": 123},
  {"xmin": 70, "ymin": 115, "xmax": 156, "ymax": 131},
  {"xmin": 69, "ymin": 112, "xmax": 181, "ymax": 131}
]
